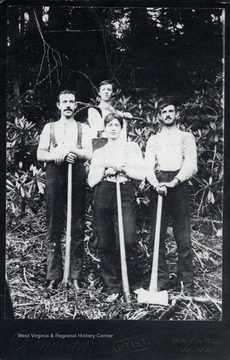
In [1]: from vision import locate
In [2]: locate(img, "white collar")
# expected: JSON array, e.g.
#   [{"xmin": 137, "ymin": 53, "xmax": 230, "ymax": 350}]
[
  {"xmin": 161, "ymin": 126, "xmax": 179, "ymax": 135},
  {"xmin": 59, "ymin": 118, "xmax": 76, "ymax": 125}
]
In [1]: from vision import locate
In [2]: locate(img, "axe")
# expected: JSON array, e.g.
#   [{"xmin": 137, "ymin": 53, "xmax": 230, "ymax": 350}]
[
  {"xmin": 63, "ymin": 163, "xmax": 72, "ymax": 284},
  {"xmin": 135, "ymin": 194, "xmax": 168, "ymax": 306},
  {"xmin": 116, "ymin": 175, "xmax": 130, "ymax": 303}
]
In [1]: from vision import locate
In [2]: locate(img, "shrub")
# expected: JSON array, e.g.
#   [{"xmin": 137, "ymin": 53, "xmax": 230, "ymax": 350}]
[
  {"xmin": 6, "ymin": 83, "xmax": 223, "ymax": 228},
  {"xmin": 7, "ymin": 117, "xmax": 45, "ymax": 227}
]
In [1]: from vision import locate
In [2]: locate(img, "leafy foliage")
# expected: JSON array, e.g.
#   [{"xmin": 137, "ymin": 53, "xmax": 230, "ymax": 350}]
[
  {"xmin": 6, "ymin": 74, "xmax": 223, "ymax": 227},
  {"xmin": 7, "ymin": 117, "xmax": 45, "ymax": 227},
  {"xmin": 180, "ymin": 74, "xmax": 223, "ymax": 217}
]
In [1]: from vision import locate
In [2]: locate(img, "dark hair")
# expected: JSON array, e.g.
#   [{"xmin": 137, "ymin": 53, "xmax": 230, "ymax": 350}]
[
  {"xmin": 158, "ymin": 97, "xmax": 177, "ymax": 113},
  {"xmin": 98, "ymin": 80, "xmax": 114, "ymax": 92},
  {"xmin": 57, "ymin": 90, "xmax": 76, "ymax": 102},
  {"xmin": 104, "ymin": 112, "xmax": 123, "ymax": 128}
]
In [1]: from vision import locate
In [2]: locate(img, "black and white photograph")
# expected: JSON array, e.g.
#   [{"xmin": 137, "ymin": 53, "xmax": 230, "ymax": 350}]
[{"xmin": 1, "ymin": 1, "xmax": 230, "ymax": 359}]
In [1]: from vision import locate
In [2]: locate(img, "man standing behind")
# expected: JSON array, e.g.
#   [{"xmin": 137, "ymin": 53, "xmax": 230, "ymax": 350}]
[
  {"xmin": 37, "ymin": 90, "xmax": 92, "ymax": 295},
  {"xmin": 87, "ymin": 80, "xmax": 132, "ymax": 148},
  {"xmin": 145, "ymin": 99, "xmax": 197, "ymax": 295}
]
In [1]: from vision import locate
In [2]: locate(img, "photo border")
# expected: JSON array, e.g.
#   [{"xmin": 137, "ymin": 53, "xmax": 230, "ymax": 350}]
[{"xmin": 1, "ymin": 1, "xmax": 230, "ymax": 359}]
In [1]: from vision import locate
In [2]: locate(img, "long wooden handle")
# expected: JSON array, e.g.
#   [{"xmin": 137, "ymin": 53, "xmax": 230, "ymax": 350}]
[
  {"xmin": 149, "ymin": 194, "xmax": 163, "ymax": 292},
  {"xmin": 116, "ymin": 176, "xmax": 130, "ymax": 303},
  {"xmin": 63, "ymin": 163, "xmax": 72, "ymax": 283},
  {"xmin": 132, "ymin": 116, "xmax": 145, "ymax": 121}
]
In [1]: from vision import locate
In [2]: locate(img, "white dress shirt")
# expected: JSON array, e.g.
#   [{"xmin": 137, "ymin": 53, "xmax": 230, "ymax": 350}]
[
  {"xmin": 37, "ymin": 119, "xmax": 92, "ymax": 162},
  {"xmin": 145, "ymin": 127, "xmax": 197, "ymax": 187},
  {"xmin": 88, "ymin": 141, "xmax": 145, "ymax": 187}
]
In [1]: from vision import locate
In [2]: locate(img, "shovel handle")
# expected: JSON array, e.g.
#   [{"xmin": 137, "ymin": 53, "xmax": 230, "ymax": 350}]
[
  {"xmin": 63, "ymin": 163, "xmax": 72, "ymax": 283},
  {"xmin": 132, "ymin": 116, "xmax": 145, "ymax": 121},
  {"xmin": 116, "ymin": 176, "xmax": 130, "ymax": 303},
  {"xmin": 149, "ymin": 194, "xmax": 163, "ymax": 292}
]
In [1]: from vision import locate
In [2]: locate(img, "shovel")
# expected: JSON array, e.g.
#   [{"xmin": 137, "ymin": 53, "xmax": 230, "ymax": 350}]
[
  {"xmin": 135, "ymin": 194, "xmax": 168, "ymax": 306},
  {"xmin": 116, "ymin": 175, "xmax": 130, "ymax": 303},
  {"xmin": 63, "ymin": 163, "xmax": 72, "ymax": 284}
]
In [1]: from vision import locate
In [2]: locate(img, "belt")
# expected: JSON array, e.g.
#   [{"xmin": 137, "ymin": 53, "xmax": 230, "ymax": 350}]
[{"xmin": 103, "ymin": 178, "xmax": 131, "ymax": 184}]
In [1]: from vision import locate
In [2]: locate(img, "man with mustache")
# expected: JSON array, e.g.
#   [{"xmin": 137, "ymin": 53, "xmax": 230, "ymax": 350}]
[
  {"xmin": 37, "ymin": 90, "xmax": 92, "ymax": 296},
  {"xmin": 145, "ymin": 99, "xmax": 197, "ymax": 295}
]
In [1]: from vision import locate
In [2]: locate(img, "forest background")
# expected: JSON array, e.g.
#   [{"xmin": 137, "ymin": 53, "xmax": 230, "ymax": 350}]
[{"xmin": 6, "ymin": 5, "xmax": 224, "ymax": 320}]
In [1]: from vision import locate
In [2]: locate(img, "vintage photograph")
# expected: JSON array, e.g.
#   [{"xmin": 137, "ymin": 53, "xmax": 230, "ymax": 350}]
[{"xmin": 6, "ymin": 5, "xmax": 223, "ymax": 323}]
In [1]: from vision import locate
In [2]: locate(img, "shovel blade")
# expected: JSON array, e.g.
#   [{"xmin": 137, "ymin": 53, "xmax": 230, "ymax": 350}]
[{"xmin": 135, "ymin": 288, "xmax": 168, "ymax": 306}]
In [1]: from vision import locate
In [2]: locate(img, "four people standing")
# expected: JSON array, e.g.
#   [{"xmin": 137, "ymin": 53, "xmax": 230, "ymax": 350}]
[{"xmin": 37, "ymin": 89, "xmax": 197, "ymax": 298}]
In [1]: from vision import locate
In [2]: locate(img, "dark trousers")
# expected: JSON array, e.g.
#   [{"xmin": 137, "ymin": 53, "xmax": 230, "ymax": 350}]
[
  {"xmin": 93, "ymin": 181, "xmax": 137, "ymax": 294},
  {"xmin": 45, "ymin": 162, "xmax": 86, "ymax": 280},
  {"xmin": 149, "ymin": 171, "xmax": 194, "ymax": 291}
]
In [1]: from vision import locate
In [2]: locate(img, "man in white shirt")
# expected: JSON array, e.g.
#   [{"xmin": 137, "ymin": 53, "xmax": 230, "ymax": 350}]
[
  {"xmin": 87, "ymin": 80, "xmax": 132, "ymax": 150},
  {"xmin": 88, "ymin": 112, "xmax": 145, "ymax": 300},
  {"xmin": 145, "ymin": 99, "xmax": 197, "ymax": 295},
  {"xmin": 87, "ymin": 80, "xmax": 133, "ymax": 252},
  {"xmin": 37, "ymin": 90, "xmax": 92, "ymax": 295}
]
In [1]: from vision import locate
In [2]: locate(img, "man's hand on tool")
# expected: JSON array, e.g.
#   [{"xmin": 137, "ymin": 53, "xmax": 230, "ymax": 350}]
[
  {"xmin": 54, "ymin": 145, "xmax": 73, "ymax": 165},
  {"xmin": 54, "ymin": 150, "xmax": 68, "ymax": 165},
  {"xmin": 104, "ymin": 166, "xmax": 118, "ymax": 177},
  {"xmin": 66, "ymin": 152, "xmax": 77, "ymax": 163},
  {"xmin": 104, "ymin": 160, "xmax": 128, "ymax": 178},
  {"xmin": 155, "ymin": 184, "xmax": 167, "ymax": 196}
]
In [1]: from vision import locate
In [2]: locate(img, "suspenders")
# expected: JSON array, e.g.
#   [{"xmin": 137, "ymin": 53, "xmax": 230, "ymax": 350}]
[
  {"xmin": 50, "ymin": 121, "xmax": 82, "ymax": 149},
  {"xmin": 50, "ymin": 122, "xmax": 57, "ymax": 148},
  {"xmin": 76, "ymin": 121, "xmax": 82, "ymax": 149}
]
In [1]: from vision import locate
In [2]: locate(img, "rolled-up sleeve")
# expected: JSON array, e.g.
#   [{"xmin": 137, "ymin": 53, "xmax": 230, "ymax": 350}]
[
  {"xmin": 37, "ymin": 123, "xmax": 51, "ymax": 162},
  {"xmin": 125, "ymin": 142, "xmax": 145, "ymax": 180},
  {"xmin": 81, "ymin": 123, "xmax": 93, "ymax": 160},
  {"xmin": 88, "ymin": 149, "xmax": 105, "ymax": 188},
  {"xmin": 176, "ymin": 133, "xmax": 198, "ymax": 183},
  {"xmin": 145, "ymin": 136, "xmax": 159, "ymax": 188}
]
